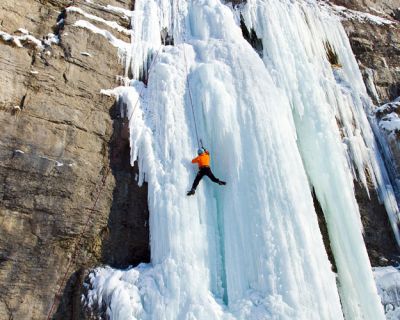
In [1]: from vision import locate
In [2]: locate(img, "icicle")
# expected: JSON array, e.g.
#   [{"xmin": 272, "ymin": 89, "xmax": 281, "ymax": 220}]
[{"xmin": 84, "ymin": 0, "xmax": 396, "ymax": 319}]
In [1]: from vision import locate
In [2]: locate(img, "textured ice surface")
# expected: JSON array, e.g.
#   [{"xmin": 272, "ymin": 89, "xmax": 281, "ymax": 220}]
[
  {"xmin": 83, "ymin": 0, "xmax": 398, "ymax": 319},
  {"xmin": 374, "ymin": 266, "xmax": 400, "ymax": 320},
  {"xmin": 239, "ymin": 1, "xmax": 397, "ymax": 318}
]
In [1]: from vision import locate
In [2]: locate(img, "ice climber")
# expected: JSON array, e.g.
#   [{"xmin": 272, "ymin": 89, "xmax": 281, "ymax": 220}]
[{"xmin": 187, "ymin": 147, "xmax": 226, "ymax": 196}]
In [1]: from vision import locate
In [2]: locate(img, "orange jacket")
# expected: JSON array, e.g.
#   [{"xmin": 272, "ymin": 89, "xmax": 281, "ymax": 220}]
[{"xmin": 192, "ymin": 151, "xmax": 210, "ymax": 168}]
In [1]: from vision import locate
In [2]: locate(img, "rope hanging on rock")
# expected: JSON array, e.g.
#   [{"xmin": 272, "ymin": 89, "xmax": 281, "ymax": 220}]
[{"xmin": 46, "ymin": 45, "xmax": 162, "ymax": 320}]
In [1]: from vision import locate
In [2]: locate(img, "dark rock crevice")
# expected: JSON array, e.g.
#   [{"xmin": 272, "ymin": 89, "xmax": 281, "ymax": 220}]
[
  {"xmin": 161, "ymin": 27, "xmax": 174, "ymax": 46},
  {"xmin": 49, "ymin": 99, "xmax": 151, "ymax": 320},
  {"xmin": 392, "ymin": 8, "xmax": 400, "ymax": 22},
  {"xmin": 226, "ymin": 0, "xmax": 247, "ymax": 5},
  {"xmin": 239, "ymin": 14, "xmax": 263, "ymax": 58},
  {"xmin": 53, "ymin": 268, "xmax": 86, "ymax": 320},
  {"xmin": 355, "ymin": 182, "xmax": 400, "ymax": 266},
  {"xmin": 314, "ymin": 179, "xmax": 400, "ymax": 269},
  {"xmin": 312, "ymin": 189, "xmax": 338, "ymax": 272},
  {"xmin": 100, "ymin": 99, "xmax": 150, "ymax": 269}
]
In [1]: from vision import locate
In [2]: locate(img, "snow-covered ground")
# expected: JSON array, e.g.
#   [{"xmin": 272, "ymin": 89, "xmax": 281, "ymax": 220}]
[{"xmin": 81, "ymin": 0, "xmax": 400, "ymax": 319}]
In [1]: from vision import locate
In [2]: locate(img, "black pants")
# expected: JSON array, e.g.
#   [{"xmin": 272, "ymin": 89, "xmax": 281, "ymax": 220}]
[{"xmin": 191, "ymin": 166, "xmax": 221, "ymax": 190}]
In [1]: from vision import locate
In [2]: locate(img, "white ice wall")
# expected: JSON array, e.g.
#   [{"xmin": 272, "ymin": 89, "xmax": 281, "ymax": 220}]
[
  {"xmin": 83, "ymin": 0, "xmax": 396, "ymax": 319},
  {"xmin": 238, "ymin": 1, "xmax": 394, "ymax": 318}
]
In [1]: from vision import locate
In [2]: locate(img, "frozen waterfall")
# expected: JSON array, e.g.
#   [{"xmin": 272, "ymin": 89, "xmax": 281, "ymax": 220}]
[{"xmin": 84, "ymin": 0, "xmax": 399, "ymax": 319}]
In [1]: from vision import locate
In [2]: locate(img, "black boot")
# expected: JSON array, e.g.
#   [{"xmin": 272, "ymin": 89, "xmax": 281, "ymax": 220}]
[
  {"xmin": 218, "ymin": 181, "xmax": 226, "ymax": 186},
  {"xmin": 187, "ymin": 189, "xmax": 195, "ymax": 196}
]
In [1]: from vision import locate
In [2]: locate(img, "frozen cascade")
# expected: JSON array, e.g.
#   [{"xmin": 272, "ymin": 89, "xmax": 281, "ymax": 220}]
[
  {"xmin": 83, "ymin": 0, "xmax": 396, "ymax": 319},
  {"xmin": 239, "ymin": 1, "xmax": 399, "ymax": 318}
]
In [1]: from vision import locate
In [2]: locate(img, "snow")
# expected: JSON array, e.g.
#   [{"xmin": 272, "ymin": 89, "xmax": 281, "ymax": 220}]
[
  {"xmin": 42, "ymin": 33, "xmax": 59, "ymax": 46},
  {"xmin": 379, "ymin": 113, "xmax": 400, "ymax": 133},
  {"xmin": 67, "ymin": 6, "xmax": 132, "ymax": 35},
  {"xmin": 101, "ymin": 5, "xmax": 133, "ymax": 19},
  {"xmin": 0, "ymin": 31, "xmax": 13, "ymax": 42},
  {"xmin": 376, "ymin": 101, "xmax": 400, "ymax": 117},
  {"xmin": 83, "ymin": 0, "xmax": 399, "ymax": 319},
  {"xmin": 374, "ymin": 267, "xmax": 400, "ymax": 319},
  {"xmin": 0, "ymin": 30, "xmax": 43, "ymax": 49},
  {"xmin": 328, "ymin": 4, "xmax": 396, "ymax": 25},
  {"xmin": 73, "ymin": 20, "xmax": 130, "ymax": 65},
  {"xmin": 80, "ymin": 51, "xmax": 92, "ymax": 57},
  {"xmin": 374, "ymin": 99, "xmax": 400, "ymax": 142},
  {"xmin": 17, "ymin": 28, "xmax": 29, "ymax": 35},
  {"xmin": 38, "ymin": 155, "xmax": 64, "ymax": 167},
  {"xmin": 0, "ymin": 29, "xmax": 58, "ymax": 49}
]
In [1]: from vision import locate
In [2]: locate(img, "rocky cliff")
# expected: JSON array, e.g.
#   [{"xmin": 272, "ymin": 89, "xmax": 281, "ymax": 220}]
[
  {"xmin": 0, "ymin": 0, "xmax": 399, "ymax": 319},
  {"xmin": 332, "ymin": 0, "xmax": 400, "ymax": 103},
  {"xmin": 331, "ymin": 0, "xmax": 400, "ymax": 267},
  {"xmin": 0, "ymin": 1, "xmax": 149, "ymax": 319}
]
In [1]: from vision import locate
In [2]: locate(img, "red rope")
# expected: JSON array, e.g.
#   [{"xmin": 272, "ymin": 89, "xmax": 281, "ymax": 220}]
[
  {"xmin": 46, "ymin": 166, "xmax": 111, "ymax": 320},
  {"xmin": 45, "ymin": 44, "xmax": 162, "ymax": 320}
]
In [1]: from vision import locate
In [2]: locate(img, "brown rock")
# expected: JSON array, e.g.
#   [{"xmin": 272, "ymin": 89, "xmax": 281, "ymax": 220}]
[
  {"xmin": 0, "ymin": 0, "xmax": 148, "ymax": 319},
  {"xmin": 327, "ymin": 0, "xmax": 400, "ymax": 102}
]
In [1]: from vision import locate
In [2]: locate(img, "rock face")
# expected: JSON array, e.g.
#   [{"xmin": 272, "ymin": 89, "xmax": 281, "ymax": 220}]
[
  {"xmin": 332, "ymin": 0, "xmax": 400, "ymax": 267},
  {"xmin": 331, "ymin": 0, "xmax": 400, "ymax": 103},
  {"xmin": 0, "ymin": 0, "xmax": 149, "ymax": 319},
  {"xmin": 333, "ymin": 0, "xmax": 399, "ymax": 16}
]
